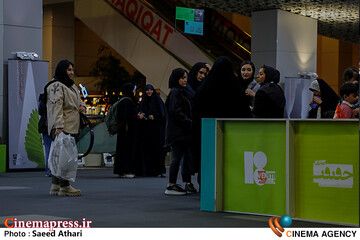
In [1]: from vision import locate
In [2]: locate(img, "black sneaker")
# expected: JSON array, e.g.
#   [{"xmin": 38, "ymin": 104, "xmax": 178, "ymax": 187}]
[
  {"xmin": 165, "ymin": 184, "xmax": 187, "ymax": 195},
  {"xmin": 185, "ymin": 183, "xmax": 197, "ymax": 194}
]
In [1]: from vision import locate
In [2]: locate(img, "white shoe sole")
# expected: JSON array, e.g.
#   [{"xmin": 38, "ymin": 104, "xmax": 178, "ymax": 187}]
[
  {"xmin": 165, "ymin": 190, "xmax": 187, "ymax": 195},
  {"xmin": 119, "ymin": 174, "xmax": 135, "ymax": 178}
]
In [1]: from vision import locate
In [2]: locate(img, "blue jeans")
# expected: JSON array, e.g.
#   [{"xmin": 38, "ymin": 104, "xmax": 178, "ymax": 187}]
[{"xmin": 42, "ymin": 133, "xmax": 53, "ymax": 175}]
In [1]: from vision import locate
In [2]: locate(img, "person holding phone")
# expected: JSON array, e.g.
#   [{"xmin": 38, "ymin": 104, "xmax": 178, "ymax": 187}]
[{"xmin": 308, "ymin": 79, "xmax": 339, "ymax": 119}]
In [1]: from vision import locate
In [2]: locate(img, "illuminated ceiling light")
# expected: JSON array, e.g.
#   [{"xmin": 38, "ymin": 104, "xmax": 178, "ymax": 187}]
[{"xmin": 14, "ymin": 51, "xmax": 41, "ymax": 60}]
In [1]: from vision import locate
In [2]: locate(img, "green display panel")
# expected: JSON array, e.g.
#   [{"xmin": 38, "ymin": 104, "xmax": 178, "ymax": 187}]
[
  {"xmin": 295, "ymin": 121, "xmax": 359, "ymax": 225},
  {"xmin": 175, "ymin": 7, "xmax": 194, "ymax": 21},
  {"xmin": 223, "ymin": 121, "xmax": 287, "ymax": 215}
]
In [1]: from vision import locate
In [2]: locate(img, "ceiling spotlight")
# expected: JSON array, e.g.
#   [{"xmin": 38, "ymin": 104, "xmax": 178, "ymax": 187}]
[
  {"xmin": 14, "ymin": 52, "xmax": 40, "ymax": 60},
  {"xmin": 28, "ymin": 52, "xmax": 40, "ymax": 60},
  {"xmin": 15, "ymin": 52, "xmax": 30, "ymax": 60}
]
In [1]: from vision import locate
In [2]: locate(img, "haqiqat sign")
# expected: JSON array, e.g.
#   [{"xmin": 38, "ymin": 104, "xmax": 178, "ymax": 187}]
[{"xmin": 108, "ymin": 0, "xmax": 174, "ymax": 46}]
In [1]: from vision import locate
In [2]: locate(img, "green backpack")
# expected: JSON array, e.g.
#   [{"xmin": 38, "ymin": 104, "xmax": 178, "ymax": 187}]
[{"xmin": 104, "ymin": 97, "xmax": 129, "ymax": 135}]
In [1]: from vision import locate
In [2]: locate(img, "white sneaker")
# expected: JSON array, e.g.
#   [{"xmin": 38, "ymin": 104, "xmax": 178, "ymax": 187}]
[
  {"xmin": 119, "ymin": 173, "xmax": 135, "ymax": 178},
  {"xmin": 165, "ymin": 184, "xmax": 187, "ymax": 195}
]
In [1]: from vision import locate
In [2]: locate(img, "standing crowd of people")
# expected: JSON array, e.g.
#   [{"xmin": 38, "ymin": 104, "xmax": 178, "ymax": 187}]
[
  {"xmin": 42, "ymin": 58, "xmax": 359, "ymax": 197},
  {"xmin": 109, "ymin": 56, "xmax": 289, "ymax": 195}
]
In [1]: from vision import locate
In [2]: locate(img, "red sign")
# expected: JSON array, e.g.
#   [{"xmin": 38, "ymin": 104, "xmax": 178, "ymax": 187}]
[{"xmin": 108, "ymin": 0, "xmax": 174, "ymax": 46}]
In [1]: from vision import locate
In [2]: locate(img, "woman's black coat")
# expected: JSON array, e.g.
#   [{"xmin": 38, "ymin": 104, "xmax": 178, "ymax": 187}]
[
  {"xmin": 252, "ymin": 65, "xmax": 286, "ymax": 118},
  {"xmin": 165, "ymin": 68, "xmax": 192, "ymax": 147}
]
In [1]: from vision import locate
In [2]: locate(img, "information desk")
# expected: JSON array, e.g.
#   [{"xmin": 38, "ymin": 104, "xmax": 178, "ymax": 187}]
[{"xmin": 200, "ymin": 119, "xmax": 358, "ymax": 226}]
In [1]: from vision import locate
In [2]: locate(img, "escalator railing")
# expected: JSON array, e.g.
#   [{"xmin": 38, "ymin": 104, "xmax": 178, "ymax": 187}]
[
  {"xmin": 104, "ymin": 0, "xmax": 212, "ymax": 69},
  {"xmin": 105, "ymin": 0, "xmax": 251, "ymax": 71},
  {"xmin": 210, "ymin": 10, "xmax": 251, "ymax": 60},
  {"xmin": 143, "ymin": 0, "xmax": 251, "ymax": 64}
]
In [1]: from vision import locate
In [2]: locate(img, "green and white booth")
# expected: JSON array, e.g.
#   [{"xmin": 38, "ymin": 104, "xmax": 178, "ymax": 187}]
[{"xmin": 201, "ymin": 119, "xmax": 358, "ymax": 226}]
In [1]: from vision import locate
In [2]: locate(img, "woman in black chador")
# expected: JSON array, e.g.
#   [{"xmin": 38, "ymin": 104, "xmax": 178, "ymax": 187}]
[
  {"xmin": 193, "ymin": 56, "xmax": 251, "ymax": 187},
  {"xmin": 252, "ymin": 65, "xmax": 286, "ymax": 118},
  {"xmin": 138, "ymin": 84, "xmax": 166, "ymax": 177},
  {"xmin": 114, "ymin": 83, "xmax": 139, "ymax": 178},
  {"xmin": 194, "ymin": 56, "xmax": 251, "ymax": 118},
  {"xmin": 308, "ymin": 78, "xmax": 340, "ymax": 119}
]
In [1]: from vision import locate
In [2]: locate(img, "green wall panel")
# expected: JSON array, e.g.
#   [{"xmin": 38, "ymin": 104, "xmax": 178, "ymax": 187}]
[{"xmin": 223, "ymin": 121, "xmax": 287, "ymax": 215}]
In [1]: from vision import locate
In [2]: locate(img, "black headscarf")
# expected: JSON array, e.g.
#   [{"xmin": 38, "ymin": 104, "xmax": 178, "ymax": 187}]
[
  {"xmin": 187, "ymin": 62, "xmax": 208, "ymax": 91},
  {"xmin": 54, "ymin": 59, "xmax": 75, "ymax": 88},
  {"xmin": 195, "ymin": 56, "xmax": 251, "ymax": 118},
  {"xmin": 140, "ymin": 84, "xmax": 166, "ymax": 121},
  {"xmin": 168, "ymin": 68, "xmax": 187, "ymax": 89},
  {"xmin": 316, "ymin": 78, "xmax": 340, "ymax": 115},
  {"xmin": 238, "ymin": 61, "xmax": 256, "ymax": 89},
  {"xmin": 262, "ymin": 65, "xmax": 280, "ymax": 85},
  {"xmin": 122, "ymin": 83, "xmax": 136, "ymax": 97}
]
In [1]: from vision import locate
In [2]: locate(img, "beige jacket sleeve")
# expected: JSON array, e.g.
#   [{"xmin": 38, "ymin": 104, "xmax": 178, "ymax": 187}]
[{"xmin": 46, "ymin": 82, "xmax": 84, "ymax": 135}]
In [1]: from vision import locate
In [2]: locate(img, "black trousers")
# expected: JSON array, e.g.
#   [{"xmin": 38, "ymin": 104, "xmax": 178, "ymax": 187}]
[{"xmin": 169, "ymin": 141, "xmax": 192, "ymax": 184}]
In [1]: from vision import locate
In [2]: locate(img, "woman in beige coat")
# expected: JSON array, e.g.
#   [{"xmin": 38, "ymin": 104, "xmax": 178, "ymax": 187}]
[{"xmin": 47, "ymin": 59, "xmax": 86, "ymax": 197}]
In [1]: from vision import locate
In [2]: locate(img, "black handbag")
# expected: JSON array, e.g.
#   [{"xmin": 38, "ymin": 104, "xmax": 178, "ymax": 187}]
[
  {"xmin": 80, "ymin": 112, "xmax": 90, "ymax": 129},
  {"xmin": 78, "ymin": 113, "xmax": 94, "ymax": 159}
]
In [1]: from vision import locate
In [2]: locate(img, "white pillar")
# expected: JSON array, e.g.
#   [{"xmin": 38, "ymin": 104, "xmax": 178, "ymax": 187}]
[
  {"xmin": 0, "ymin": 0, "xmax": 43, "ymax": 142},
  {"xmin": 251, "ymin": 9, "xmax": 318, "ymax": 84}
]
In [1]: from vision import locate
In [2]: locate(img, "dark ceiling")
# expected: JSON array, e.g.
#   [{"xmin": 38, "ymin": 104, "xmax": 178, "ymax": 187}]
[
  {"xmin": 184, "ymin": 0, "xmax": 359, "ymax": 43},
  {"xmin": 44, "ymin": 0, "xmax": 359, "ymax": 43}
]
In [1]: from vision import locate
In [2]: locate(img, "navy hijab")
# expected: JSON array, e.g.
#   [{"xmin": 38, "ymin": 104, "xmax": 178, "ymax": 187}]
[{"xmin": 140, "ymin": 84, "xmax": 166, "ymax": 121}]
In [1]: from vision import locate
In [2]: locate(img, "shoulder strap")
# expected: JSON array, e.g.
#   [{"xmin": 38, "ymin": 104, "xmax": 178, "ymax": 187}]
[
  {"xmin": 44, "ymin": 79, "xmax": 61, "ymax": 92},
  {"xmin": 78, "ymin": 113, "xmax": 94, "ymax": 159},
  {"xmin": 115, "ymin": 96, "xmax": 131, "ymax": 106},
  {"xmin": 120, "ymin": 97, "xmax": 131, "ymax": 101}
]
